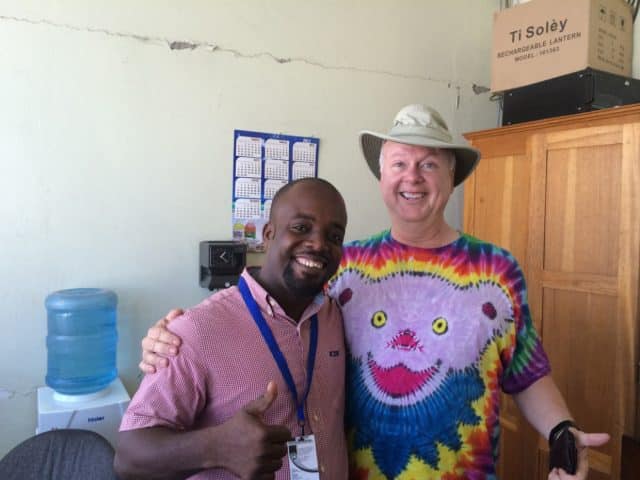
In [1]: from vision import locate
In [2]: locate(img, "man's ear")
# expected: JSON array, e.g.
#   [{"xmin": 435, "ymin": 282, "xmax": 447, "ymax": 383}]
[{"xmin": 262, "ymin": 222, "xmax": 274, "ymax": 242}]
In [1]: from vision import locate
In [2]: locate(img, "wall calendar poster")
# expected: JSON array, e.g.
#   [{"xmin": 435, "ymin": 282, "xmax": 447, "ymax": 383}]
[{"xmin": 232, "ymin": 129, "xmax": 319, "ymax": 252}]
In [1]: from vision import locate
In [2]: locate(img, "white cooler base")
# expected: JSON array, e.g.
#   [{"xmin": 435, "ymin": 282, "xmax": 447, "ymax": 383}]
[{"xmin": 37, "ymin": 377, "xmax": 130, "ymax": 448}]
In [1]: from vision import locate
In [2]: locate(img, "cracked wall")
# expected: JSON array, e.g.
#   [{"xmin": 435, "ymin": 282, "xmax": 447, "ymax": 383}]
[{"xmin": 0, "ymin": 0, "xmax": 500, "ymax": 456}]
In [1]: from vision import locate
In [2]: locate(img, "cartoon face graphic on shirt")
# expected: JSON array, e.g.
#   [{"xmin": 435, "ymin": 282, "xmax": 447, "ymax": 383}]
[{"xmin": 337, "ymin": 272, "xmax": 514, "ymax": 408}]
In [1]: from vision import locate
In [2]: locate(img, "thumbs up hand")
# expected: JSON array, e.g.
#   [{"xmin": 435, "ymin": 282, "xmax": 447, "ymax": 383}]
[
  {"xmin": 244, "ymin": 380, "xmax": 279, "ymax": 417},
  {"xmin": 213, "ymin": 381, "xmax": 292, "ymax": 479}
]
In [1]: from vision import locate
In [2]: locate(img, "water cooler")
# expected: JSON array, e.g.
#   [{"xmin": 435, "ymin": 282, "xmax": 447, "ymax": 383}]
[{"xmin": 36, "ymin": 288, "xmax": 130, "ymax": 447}]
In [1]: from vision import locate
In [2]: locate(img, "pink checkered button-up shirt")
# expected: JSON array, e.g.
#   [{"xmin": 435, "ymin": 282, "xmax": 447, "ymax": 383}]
[{"xmin": 121, "ymin": 268, "xmax": 348, "ymax": 479}]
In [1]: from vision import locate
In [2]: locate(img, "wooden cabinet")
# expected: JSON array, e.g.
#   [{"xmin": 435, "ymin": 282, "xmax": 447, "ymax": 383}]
[{"xmin": 464, "ymin": 105, "xmax": 640, "ymax": 480}]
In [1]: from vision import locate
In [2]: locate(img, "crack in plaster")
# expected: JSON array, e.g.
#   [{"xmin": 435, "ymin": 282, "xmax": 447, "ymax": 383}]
[
  {"xmin": 1, "ymin": 13, "xmax": 491, "ymax": 95},
  {"xmin": 0, "ymin": 386, "xmax": 37, "ymax": 400}
]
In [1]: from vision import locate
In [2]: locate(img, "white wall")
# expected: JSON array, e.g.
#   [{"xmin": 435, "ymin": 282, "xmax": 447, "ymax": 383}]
[{"xmin": 0, "ymin": 0, "xmax": 507, "ymax": 455}]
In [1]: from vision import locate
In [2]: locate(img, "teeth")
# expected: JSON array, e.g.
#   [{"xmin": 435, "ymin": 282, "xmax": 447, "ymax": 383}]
[
  {"xmin": 401, "ymin": 192, "xmax": 425, "ymax": 199},
  {"xmin": 297, "ymin": 257, "xmax": 323, "ymax": 269}
]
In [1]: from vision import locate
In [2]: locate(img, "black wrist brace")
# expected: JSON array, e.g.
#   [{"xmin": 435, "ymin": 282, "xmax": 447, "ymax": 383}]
[{"xmin": 548, "ymin": 420, "xmax": 578, "ymax": 474}]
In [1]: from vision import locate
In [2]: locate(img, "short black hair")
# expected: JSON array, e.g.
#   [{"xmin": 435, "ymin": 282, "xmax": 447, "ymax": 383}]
[{"xmin": 269, "ymin": 178, "xmax": 343, "ymax": 222}]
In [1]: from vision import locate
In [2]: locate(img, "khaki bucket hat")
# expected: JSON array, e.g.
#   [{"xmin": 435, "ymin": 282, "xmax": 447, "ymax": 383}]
[{"xmin": 359, "ymin": 104, "xmax": 481, "ymax": 186}]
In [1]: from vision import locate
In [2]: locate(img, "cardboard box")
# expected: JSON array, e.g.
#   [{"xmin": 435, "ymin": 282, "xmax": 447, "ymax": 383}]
[{"xmin": 491, "ymin": 0, "xmax": 633, "ymax": 92}]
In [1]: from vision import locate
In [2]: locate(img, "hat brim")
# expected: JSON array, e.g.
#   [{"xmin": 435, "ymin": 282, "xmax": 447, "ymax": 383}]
[{"xmin": 360, "ymin": 130, "xmax": 481, "ymax": 187}]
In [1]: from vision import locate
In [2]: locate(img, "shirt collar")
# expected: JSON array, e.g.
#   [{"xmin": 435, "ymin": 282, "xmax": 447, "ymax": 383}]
[{"xmin": 240, "ymin": 268, "xmax": 326, "ymax": 323}]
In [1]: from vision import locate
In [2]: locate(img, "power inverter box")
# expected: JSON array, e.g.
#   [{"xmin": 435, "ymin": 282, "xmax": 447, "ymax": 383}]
[
  {"xmin": 501, "ymin": 68, "xmax": 640, "ymax": 125},
  {"xmin": 491, "ymin": 0, "xmax": 633, "ymax": 92}
]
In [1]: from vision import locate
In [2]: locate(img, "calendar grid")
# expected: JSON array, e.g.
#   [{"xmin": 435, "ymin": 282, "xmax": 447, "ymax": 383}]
[{"xmin": 232, "ymin": 129, "xmax": 319, "ymax": 252}]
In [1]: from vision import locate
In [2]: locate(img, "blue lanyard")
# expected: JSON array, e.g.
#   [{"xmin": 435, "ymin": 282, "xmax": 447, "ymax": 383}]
[{"xmin": 238, "ymin": 276, "xmax": 318, "ymax": 432}]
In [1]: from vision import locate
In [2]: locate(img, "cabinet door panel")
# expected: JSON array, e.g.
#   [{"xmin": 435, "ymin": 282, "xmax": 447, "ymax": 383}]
[
  {"xmin": 542, "ymin": 288, "xmax": 616, "ymax": 459},
  {"xmin": 543, "ymin": 145, "xmax": 621, "ymax": 276}
]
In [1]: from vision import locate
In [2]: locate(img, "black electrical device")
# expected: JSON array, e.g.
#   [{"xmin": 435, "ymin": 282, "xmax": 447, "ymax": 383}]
[
  {"xmin": 199, "ymin": 241, "xmax": 247, "ymax": 291},
  {"xmin": 502, "ymin": 68, "xmax": 640, "ymax": 126}
]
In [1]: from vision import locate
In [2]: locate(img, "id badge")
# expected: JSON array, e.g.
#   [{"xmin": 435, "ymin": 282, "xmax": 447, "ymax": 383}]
[{"xmin": 286, "ymin": 434, "xmax": 320, "ymax": 480}]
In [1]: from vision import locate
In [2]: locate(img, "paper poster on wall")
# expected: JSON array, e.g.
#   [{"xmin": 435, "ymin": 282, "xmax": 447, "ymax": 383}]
[{"xmin": 232, "ymin": 130, "xmax": 319, "ymax": 252}]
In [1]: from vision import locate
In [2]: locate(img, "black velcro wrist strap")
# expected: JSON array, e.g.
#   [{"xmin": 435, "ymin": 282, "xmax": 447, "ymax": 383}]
[{"xmin": 548, "ymin": 420, "xmax": 577, "ymax": 447}]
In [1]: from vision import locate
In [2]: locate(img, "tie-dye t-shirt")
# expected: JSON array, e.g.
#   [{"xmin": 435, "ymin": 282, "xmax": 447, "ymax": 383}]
[{"xmin": 328, "ymin": 230, "xmax": 551, "ymax": 480}]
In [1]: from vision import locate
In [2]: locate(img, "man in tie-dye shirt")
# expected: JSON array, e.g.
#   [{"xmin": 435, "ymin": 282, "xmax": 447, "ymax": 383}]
[
  {"xmin": 140, "ymin": 105, "xmax": 609, "ymax": 480},
  {"xmin": 327, "ymin": 104, "xmax": 608, "ymax": 480}
]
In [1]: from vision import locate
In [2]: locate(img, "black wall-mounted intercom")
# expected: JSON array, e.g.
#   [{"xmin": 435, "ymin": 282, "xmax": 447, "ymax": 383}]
[{"xmin": 199, "ymin": 241, "xmax": 247, "ymax": 290}]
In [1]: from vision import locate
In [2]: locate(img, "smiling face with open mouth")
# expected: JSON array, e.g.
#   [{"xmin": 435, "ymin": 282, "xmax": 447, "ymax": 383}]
[
  {"xmin": 379, "ymin": 142, "xmax": 455, "ymax": 234},
  {"xmin": 260, "ymin": 179, "xmax": 347, "ymax": 309},
  {"xmin": 282, "ymin": 246, "xmax": 333, "ymax": 298}
]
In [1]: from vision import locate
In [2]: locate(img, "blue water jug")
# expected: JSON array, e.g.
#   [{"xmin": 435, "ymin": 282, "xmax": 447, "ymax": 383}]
[{"xmin": 45, "ymin": 288, "xmax": 118, "ymax": 395}]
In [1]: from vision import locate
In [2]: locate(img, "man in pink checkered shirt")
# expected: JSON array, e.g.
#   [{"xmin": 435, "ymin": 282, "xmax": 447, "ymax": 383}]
[{"xmin": 114, "ymin": 178, "xmax": 349, "ymax": 480}]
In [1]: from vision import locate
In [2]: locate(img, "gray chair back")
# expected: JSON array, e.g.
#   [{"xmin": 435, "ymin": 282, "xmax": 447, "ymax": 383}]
[{"xmin": 0, "ymin": 429, "xmax": 118, "ymax": 480}]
